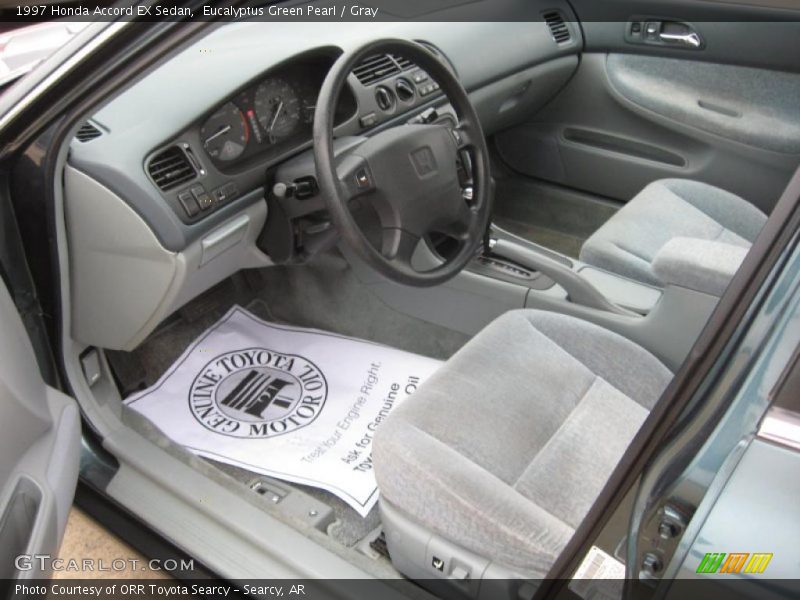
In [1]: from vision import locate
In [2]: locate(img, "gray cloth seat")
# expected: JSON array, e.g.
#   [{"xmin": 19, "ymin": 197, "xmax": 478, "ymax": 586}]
[
  {"xmin": 579, "ymin": 178, "xmax": 767, "ymax": 287},
  {"xmin": 373, "ymin": 310, "xmax": 672, "ymax": 577}
]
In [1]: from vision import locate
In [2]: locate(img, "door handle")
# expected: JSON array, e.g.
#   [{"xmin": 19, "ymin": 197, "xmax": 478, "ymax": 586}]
[
  {"xmin": 659, "ymin": 30, "xmax": 702, "ymax": 48},
  {"xmin": 627, "ymin": 19, "xmax": 704, "ymax": 50}
]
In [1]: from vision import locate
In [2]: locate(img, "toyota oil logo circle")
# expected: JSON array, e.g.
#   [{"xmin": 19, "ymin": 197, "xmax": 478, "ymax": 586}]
[{"xmin": 188, "ymin": 348, "xmax": 328, "ymax": 438}]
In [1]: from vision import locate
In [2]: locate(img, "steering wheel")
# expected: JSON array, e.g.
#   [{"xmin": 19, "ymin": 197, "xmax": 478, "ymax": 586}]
[{"xmin": 313, "ymin": 39, "xmax": 492, "ymax": 287}]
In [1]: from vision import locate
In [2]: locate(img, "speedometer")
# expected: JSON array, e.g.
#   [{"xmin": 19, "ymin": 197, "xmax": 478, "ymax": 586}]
[
  {"xmin": 254, "ymin": 78, "xmax": 301, "ymax": 144},
  {"xmin": 200, "ymin": 102, "xmax": 249, "ymax": 162}
]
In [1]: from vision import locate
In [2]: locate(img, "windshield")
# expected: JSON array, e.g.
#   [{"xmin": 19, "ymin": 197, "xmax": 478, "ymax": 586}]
[{"xmin": 0, "ymin": 21, "xmax": 89, "ymax": 87}]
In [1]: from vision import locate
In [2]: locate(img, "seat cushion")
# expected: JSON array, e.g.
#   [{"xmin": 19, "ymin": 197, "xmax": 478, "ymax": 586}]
[
  {"xmin": 373, "ymin": 310, "xmax": 672, "ymax": 576},
  {"xmin": 579, "ymin": 179, "xmax": 767, "ymax": 286}
]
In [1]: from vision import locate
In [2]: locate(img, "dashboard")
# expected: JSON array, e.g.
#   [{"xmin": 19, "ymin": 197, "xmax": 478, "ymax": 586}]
[
  {"xmin": 62, "ymin": 10, "xmax": 581, "ymax": 352},
  {"xmin": 68, "ymin": 17, "xmax": 579, "ymax": 253}
]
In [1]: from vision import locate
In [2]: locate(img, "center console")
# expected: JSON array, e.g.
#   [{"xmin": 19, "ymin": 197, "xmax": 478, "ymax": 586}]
[{"xmin": 477, "ymin": 226, "xmax": 663, "ymax": 316}]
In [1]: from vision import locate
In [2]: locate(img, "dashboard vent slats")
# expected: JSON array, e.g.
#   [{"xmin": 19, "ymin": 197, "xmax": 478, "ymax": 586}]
[
  {"xmin": 147, "ymin": 146, "xmax": 196, "ymax": 191},
  {"xmin": 353, "ymin": 54, "xmax": 398, "ymax": 85},
  {"xmin": 75, "ymin": 122, "xmax": 102, "ymax": 142},
  {"xmin": 353, "ymin": 53, "xmax": 415, "ymax": 86},
  {"xmin": 392, "ymin": 54, "xmax": 414, "ymax": 70},
  {"xmin": 543, "ymin": 10, "xmax": 572, "ymax": 44}
]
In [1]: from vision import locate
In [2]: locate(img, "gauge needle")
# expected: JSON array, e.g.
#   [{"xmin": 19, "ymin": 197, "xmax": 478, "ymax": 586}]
[
  {"xmin": 203, "ymin": 125, "xmax": 231, "ymax": 146},
  {"xmin": 268, "ymin": 100, "xmax": 284, "ymax": 134}
]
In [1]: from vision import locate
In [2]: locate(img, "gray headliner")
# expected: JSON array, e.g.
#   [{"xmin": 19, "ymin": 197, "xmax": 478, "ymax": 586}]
[{"xmin": 68, "ymin": 13, "xmax": 579, "ymax": 251}]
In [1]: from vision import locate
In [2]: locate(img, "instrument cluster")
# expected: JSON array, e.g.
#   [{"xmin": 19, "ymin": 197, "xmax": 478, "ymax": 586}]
[{"xmin": 198, "ymin": 53, "xmax": 356, "ymax": 168}]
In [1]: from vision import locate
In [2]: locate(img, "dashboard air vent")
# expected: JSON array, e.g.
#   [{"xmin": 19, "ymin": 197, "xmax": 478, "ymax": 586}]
[
  {"xmin": 147, "ymin": 146, "xmax": 197, "ymax": 191},
  {"xmin": 392, "ymin": 54, "xmax": 414, "ymax": 70},
  {"xmin": 543, "ymin": 10, "xmax": 572, "ymax": 44},
  {"xmin": 75, "ymin": 122, "xmax": 102, "ymax": 142},
  {"xmin": 353, "ymin": 53, "xmax": 414, "ymax": 86}
]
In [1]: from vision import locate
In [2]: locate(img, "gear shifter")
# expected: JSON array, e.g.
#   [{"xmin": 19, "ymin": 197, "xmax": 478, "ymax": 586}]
[{"xmin": 488, "ymin": 238, "xmax": 633, "ymax": 315}]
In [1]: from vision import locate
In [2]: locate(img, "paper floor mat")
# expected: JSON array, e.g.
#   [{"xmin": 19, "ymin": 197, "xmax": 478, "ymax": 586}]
[{"xmin": 125, "ymin": 306, "xmax": 441, "ymax": 516}]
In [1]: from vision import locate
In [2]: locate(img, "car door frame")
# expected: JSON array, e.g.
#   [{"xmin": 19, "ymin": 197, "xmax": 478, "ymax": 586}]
[
  {"xmin": 0, "ymin": 254, "xmax": 81, "ymax": 581},
  {"xmin": 0, "ymin": 11, "xmax": 219, "ymax": 582}
]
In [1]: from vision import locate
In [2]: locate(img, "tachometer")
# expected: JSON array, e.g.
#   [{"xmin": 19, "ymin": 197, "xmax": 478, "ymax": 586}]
[
  {"xmin": 254, "ymin": 78, "xmax": 301, "ymax": 144},
  {"xmin": 200, "ymin": 102, "xmax": 249, "ymax": 162}
]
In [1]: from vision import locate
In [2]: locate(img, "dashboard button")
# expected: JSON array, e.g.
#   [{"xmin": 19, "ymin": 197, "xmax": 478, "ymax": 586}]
[
  {"xmin": 411, "ymin": 70, "xmax": 428, "ymax": 84},
  {"xmin": 355, "ymin": 169, "xmax": 371, "ymax": 189},
  {"xmin": 222, "ymin": 182, "xmax": 239, "ymax": 199},
  {"xmin": 178, "ymin": 190, "xmax": 200, "ymax": 217},
  {"xmin": 420, "ymin": 83, "xmax": 437, "ymax": 97},
  {"xmin": 190, "ymin": 184, "xmax": 214, "ymax": 210},
  {"xmin": 293, "ymin": 176, "xmax": 318, "ymax": 200},
  {"xmin": 212, "ymin": 182, "xmax": 238, "ymax": 205},
  {"xmin": 359, "ymin": 112, "xmax": 377, "ymax": 128},
  {"xmin": 212, "ymin": 188, "xmax": 227, "ymax": 204},
  {"xmin": 197, "ymin": 193, "xmax": 214, "ymax": 210}
]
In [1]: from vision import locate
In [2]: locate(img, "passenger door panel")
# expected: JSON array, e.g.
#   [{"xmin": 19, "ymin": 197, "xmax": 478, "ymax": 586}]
[
  {"xmin": 495, "ymin": 5, "xmax": 800, "ymax": 214},
  {"xmin": 604, "ymin": 53, "xmax": 800, "ymax": 155}
]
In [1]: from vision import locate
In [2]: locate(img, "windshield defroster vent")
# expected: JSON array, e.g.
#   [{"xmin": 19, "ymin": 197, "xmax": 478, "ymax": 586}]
[
  {"xmin": 75, "ymin": 122, "xmax": 102, "ymax": 142},
  {"xmin": 543, "ymin": 10, "xmax": 572, "ymax": 44},
  {"xmin": 147, "ymin": 146, "xmax": 197, "ymax": 191},
  {"xmin": 353, "ymin": 53, "xmax": 414, "ymax": 86}
]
